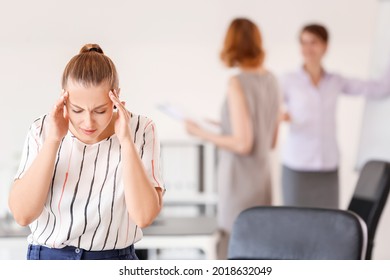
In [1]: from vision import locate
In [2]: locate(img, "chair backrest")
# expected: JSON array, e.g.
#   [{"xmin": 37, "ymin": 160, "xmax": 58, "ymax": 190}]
[
  {"xmin": 347, "ymin": 160, "xmax": 390, "ymax": 259},
  {"xmin": 228, "ymin": 206, "xmax": 367, "ymax": 260}
]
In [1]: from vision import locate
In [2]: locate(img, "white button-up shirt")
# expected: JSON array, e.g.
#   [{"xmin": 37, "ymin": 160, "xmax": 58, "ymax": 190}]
[{"xmin": 280, "ymin": 66, "xmax": 390, "ymax": 171}]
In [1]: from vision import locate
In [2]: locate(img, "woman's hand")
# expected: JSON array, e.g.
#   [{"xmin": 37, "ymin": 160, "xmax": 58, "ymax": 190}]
[
  {"xmin": 281, "ymin": 111, "xmax": 291, "ymax": 122},
  {"xmin": 185, "ymin": 119, "xmax": 205, "ymax": 138},
  {"xmin": 204, "ymin": 118, "xmax": 221, "ymax": 127},
  {"xmin": 109, "ymin": 90, "xmax": 133, "ymax": 145},
  {"xmin": 47, "ymin": 91, "xmax": 69, "ymax": 143}
]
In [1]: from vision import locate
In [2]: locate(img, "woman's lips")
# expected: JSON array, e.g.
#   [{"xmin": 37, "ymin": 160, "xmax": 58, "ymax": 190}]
[{"xmin": 81, "ymin": 128, "xmax": 97, "ymax": 135}]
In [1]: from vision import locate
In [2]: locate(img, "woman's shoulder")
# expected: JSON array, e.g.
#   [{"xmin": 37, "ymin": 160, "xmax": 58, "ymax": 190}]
[
  {"xmin": 129, "ymin": 112, "xmax": 160, "ymax": 145},
  {"xmin": 29, "ymin": 113, "xmax": 50, "ymax": 133},
  {"xmin": 281, "ymin": 68, "xmax": 303, "ymax": 80},
  {"xmin": 130, "ymin": 112, "xmax": 156, "ymax": 131},
  {"xmin": 276, "ymin": 68, "xmax": 310, "ymax": 90},
  {"xmin": 236, "ymin": 69, "xmax": 278, "ymax": 84},
  {"xmin": 261, "ymin": 70, "xmax": 278, "ymax": 82},
  {"xmin": 323, "ymin": 69, "xmax": 342, "ymax": 81},
  {"xmin": 237, "ymin": 67, "xmax": 271, "ymax": 76}
]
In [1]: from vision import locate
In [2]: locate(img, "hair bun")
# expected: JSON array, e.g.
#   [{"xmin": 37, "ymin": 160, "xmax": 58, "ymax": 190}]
[{"xmin": 79, "ymin": 44, "xmax": 104, "ymax": 54}]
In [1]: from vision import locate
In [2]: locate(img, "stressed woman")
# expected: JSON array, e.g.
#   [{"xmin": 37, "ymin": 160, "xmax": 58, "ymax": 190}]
[{"xmin": 8, "ymin": 44, "xmax": 164, "ymax": 260}]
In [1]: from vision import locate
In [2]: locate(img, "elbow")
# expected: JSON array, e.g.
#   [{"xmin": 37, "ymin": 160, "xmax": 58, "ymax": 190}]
[
  {"xmin": 15, "ymin": 219, "xmax": 30, "ymax": 227},
  {"xmin": 8, "ymin": 202, "xmax": 34, "ymax": 227},
  {"xmin": 8, "ymin": 185, "xmax": 32, "ymax": 227},
  {"xmin": 136, "ymin": 214, "xmax": 157, "ymax": 229},
  {"xmin": 10, "ymin": 212, "xmax": 33, "ymax": 227},
  {"xmin": 137, "ymin": 219, "xmax": 154, "ymax": 229},
  {"xmin": 134, "ymin": 206, "xmax": 162, "ymax": 229},
  {"xmin": 271, "ymin": 136, "xmax": 278, "ymax": 150},
  {"xmin": 235, "ymin": 141, "xmax": 253, "ymax": 155},
  {"xmin": 129, "ymin": 188, "xmax": 163, "ymax": 228}
]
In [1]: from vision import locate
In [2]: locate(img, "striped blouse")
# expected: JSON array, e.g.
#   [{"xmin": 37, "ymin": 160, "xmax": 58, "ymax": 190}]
[{"xmin": 14, "ymin": 113, "xmax": 164, "ymax": 251}]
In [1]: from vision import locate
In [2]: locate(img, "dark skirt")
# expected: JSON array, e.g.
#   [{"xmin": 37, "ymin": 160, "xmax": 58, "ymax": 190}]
[{"xmin": 282, "ymin": 165, "xmax": 339, "ymax": 209}]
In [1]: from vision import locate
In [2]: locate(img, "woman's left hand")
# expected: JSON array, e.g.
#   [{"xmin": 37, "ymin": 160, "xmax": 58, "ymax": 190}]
[
  {"xmin": 185, "ymin": 119, "xmax": 205, "ymax": 138},
  {"xmin": 109, "ymin": 90, "xmax": 133, "ymax": 145}
]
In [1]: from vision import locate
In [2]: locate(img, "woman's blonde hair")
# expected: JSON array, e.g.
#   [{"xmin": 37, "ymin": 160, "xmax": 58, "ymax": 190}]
[
  {"xmin": 220, "ymin": 18, "xmax": 265, "ymax": 68},
  {"xmin": 62, "ymin": 43, "xmax": 119, "ymax": 89}
]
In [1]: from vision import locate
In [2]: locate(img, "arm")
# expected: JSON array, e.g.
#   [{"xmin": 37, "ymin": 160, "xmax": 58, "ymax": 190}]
[
  {"xmin": 340, "ymin": 63, "xmax": 390, "ymax": 98},
  {"xmin": 204, "ymin": 118, "xmax": 221, "ymax": 126},
  {"xmin": 110, "ymin": 91, "xmax": 163, "ymax": 228},
  {"xmin": 281, "ymin": 74, "xmax": 292, "ymax": 122},
  {"xmin": 9, "ymin": 141, "xmax": 60, "ymax": 226},
  {"xmin": 271, "ymin": 75, "xmax": 283, "ymax": 149},
  {"xmin": 9, "ymin": 92, "xmax": 69, "ymax": 226},
  {"xmin": 271, "ymin": 114, "xmax": 281, "ymax": 149},
  {"xmin": 186, "ymin": 77, "xmax": 254, "ymax": 155},
  {"xmin": 281, "ymin": 111, "xmax": 291, "ymax": 122},
  {"xmin": 121, "ymin": 141, "xmax": 163, "ymax": 228}
]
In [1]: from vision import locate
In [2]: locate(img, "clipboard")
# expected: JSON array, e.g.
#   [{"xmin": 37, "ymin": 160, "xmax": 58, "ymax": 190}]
[{"xmin": 157, "ymin": 103, "xmax": 221, "ymax": 134}]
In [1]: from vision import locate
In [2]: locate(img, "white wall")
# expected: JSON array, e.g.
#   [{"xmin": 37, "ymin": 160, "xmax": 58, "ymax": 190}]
[{"xmin": 1, "ymin": 0, "xmax": 388, "ymax": 259}]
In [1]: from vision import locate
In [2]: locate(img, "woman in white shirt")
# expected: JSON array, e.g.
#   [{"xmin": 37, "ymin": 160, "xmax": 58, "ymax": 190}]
[
  {"xmin": 281, "ymin": 24, "xmax": 390, "ymax": 208},
  {"xmin": 8, "ymin": 44, "xmax": 165, "ymax": 260}
]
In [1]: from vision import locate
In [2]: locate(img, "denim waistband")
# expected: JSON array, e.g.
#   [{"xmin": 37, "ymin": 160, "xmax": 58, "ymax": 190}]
[{"xmin": 27, "ymin": 244, "xmax": 137, "ymax": 260}]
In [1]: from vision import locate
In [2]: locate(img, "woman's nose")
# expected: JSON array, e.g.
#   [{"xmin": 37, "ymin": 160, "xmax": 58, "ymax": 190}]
[{"xmin": 84, "ymin": 112, "xmax": 94, "ymax": 128}]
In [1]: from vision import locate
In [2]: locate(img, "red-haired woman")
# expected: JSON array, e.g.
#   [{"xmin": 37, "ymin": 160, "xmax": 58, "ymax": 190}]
[{"xmin": 185, "ymin": 18, "xmax": 281, "ymax": 259}]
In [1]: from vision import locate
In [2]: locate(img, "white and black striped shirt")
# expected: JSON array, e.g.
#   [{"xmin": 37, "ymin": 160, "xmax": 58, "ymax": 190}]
[{"xmin": 14, "ymin": 113, "xmax": 164, "ymax": 250}]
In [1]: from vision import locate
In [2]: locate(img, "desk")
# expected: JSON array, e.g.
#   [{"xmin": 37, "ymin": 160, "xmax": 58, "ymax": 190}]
[
  {"xmin": 0, "ymin": 216, "xmax": 29, "ymax": 260},
  {"xmin": 136, "ymin": 216, "xmax": 220, "ymax": 260},
  {"xmin": 0, "ymin": 216, "xmax": 220, "ymax": 260}
]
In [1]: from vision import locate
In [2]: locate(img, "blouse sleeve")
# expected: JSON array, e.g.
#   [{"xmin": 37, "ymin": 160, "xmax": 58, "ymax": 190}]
[
  {"xmin": 277, "ymin": 73, "xmax": 292, "ymax": 116},
  {"xmin": 268, "ymin": 73, "xmax": 283, "ymax": 117},
  {"xmin": 339, "ymin": 62, "xmax": 390, "ymax": 98},
  {"xmin": 278, "ymin": 74, "xmax": 289, "ymax": 104},
  {"xmin": 140, "ymin": 119, "xmax": 165, "ymax": 194},
  {"xmin": 14, "ymin": 116, "xmax": 46, "ymax": 180}
]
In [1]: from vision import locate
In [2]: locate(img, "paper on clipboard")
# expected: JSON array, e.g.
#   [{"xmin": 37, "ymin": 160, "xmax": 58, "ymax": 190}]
[
  {"xmin": 157, "ymin": 104, "xmax": 186, "ymax": 121},
  {"xmin": 157, "ymin": 103, "xmax": 221, "ymax": 134}
]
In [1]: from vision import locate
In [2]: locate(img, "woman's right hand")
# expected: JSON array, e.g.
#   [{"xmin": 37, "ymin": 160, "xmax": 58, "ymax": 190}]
[
  {"xmin": 204, "ymin": 118, "xmax": 221, "ymax": 127},
  {"xmin": 281, "ymin": 111, "xmax": 291, "ymax": 122},
  {"xmin": 47, "ymin": 91, "xmax": 69, "ymax": 143}
]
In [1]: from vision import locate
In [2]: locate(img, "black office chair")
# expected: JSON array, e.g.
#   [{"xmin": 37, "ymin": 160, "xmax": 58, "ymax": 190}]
[
  {"xmin": 228, "ymin": 206, "xmax": 367, "ymax": 260},
  {"xmin": 347, "ymin": 160, "xmax": 390, "ymax": 259}
]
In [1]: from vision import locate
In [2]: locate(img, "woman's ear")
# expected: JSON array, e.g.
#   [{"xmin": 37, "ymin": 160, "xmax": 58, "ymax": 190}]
[
  {"xmin": 112, "ymin": 89, "xmax": 120, "ymax": 110},
  {"xmin": 323, "ymin": 44, "xmax": 328, "ymax": 54}
]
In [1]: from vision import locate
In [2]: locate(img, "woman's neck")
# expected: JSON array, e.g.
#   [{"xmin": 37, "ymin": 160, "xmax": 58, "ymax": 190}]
[
  {"xmin": 304, "ymin": 63, "xmax": 323, "ymax": 86},
  {"xmin": 239, "ymin": 65, "xmax": 266, "ymax": 74}
]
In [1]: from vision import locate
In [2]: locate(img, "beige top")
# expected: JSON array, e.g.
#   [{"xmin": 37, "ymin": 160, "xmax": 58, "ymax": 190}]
[{"xmin": 217, "ymin": 71, "xmax": 280, "ymax": 232}]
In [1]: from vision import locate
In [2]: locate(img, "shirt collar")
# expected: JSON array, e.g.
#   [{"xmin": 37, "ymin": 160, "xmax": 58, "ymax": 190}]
[{"xmin": 298, "ymin": 65, "xmax": 330, "ymax": 82}]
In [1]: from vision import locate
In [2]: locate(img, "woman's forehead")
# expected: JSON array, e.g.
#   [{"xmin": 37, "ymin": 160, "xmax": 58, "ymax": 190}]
[
  {"xmin": 300, "ymin": 32, "xmax": 326, "ymax": 43},
  {"xmin": 66, "ymin": 80, "xmax": 112, "ymax": 106}
]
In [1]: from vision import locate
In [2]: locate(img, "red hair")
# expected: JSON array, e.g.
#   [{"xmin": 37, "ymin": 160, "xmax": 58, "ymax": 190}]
[{"xmin": 220, "ymin": 18, "xmax": 265, "ymax": 68}]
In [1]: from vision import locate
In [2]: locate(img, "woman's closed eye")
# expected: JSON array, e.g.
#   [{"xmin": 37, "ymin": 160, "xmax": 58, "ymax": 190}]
[{"xmin": 71, "ymin": 109, "xmax": 106, "ymax": 114}]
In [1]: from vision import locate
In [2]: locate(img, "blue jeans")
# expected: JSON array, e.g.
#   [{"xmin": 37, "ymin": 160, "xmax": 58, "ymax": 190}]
[{"xmin": 27, "ymin": 244, "xmax": 138, "ymax": 260}]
